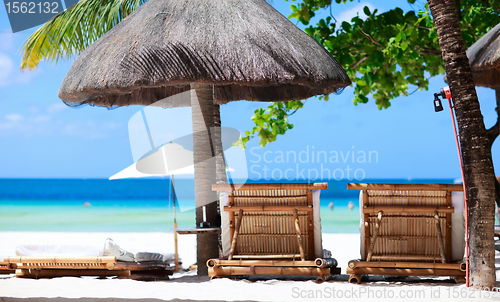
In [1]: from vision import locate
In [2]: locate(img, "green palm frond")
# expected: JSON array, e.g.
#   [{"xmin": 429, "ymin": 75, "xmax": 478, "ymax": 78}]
[{"xmin": 20, "ymin": 0, "xmax": 147, "ymax": 70}]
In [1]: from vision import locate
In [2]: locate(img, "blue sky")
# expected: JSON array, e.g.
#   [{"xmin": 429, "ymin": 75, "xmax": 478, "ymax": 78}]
[{"xmin": 0, "ymin": 0, "xmax": 498, "ymax": 180}]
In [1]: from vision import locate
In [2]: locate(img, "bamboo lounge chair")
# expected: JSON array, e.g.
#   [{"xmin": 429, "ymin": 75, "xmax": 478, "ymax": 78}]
[
  {"xmin": 346, "ymin": 183, "xmax": 466, "ymax": 284},
  {"xmin": 208, "ymin": 183, "xmax": 339, "ymax": 283},
  {"xmin": 3, "ymin": 256, "xmax": 174, "ymax": 280}
]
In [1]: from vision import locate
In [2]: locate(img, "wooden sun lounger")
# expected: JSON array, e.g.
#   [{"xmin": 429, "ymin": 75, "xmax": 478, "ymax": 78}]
[
  {"xmin": 3, "ymin": 256, "xmax": 174, "ymax": 280},
  {"xmin": 346, "ymin": 183, "xmax": 466, "ymax": 284},
  {"xmin": 0, "ymin": 262, "xmax": 16, "ymax": 274},
  {"xmin": 208, "ymin": 183, "xmax": 339, "ymax": 283}
]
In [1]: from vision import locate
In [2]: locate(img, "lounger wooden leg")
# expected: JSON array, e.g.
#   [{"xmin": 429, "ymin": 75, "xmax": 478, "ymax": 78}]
[
  {"xmin": 454, "ymin": 276, "xmax": 466, "ymax": 284},
  {"xmin": 366, "ymin": 211, "xmax": 383, "ymax": 261},
  {"xmin": 434, "ymin": 211, "xmax": 446, "ymax": 263},
  {"xmin": 228, "ymin": 209, "xmax": 243, "ymax": 261},
  {"xmin": 315, "ymin": 275, "xmax": 325, "ymax": 283},
  {"xmin": 348, "ymin": 274, "xmax": 362, "ymax": 284},
  {"xmin": 293, "ymin": 209, "xmax": 305, "ymax": 261}
]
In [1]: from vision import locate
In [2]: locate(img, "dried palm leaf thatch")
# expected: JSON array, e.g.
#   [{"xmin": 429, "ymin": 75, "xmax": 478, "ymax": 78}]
[
  {"xmin": 467, "ymin": 22, "xmax": 500, "ymax": 88},
  {"xmin": 58, "ymin": 0, "xmax": 351, "ymax": 107}
]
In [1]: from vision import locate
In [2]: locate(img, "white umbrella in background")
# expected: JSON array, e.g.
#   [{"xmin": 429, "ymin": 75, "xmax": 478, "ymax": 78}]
[
  {"xmin": 110, "ymin": 142, "xmax": 195, "ymax": 179},
  {"xmin": 110, "ymin": 142, "xmax": 193, "ymax": 272},
  {"xmin": 110, "ymin": 141, "xmax": 234, "ymax": 271}
]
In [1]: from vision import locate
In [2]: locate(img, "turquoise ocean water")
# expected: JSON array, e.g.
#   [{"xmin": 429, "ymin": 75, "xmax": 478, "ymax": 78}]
[{"xmin": 0, "ymin": 178, "xmax": 454, "ymax": 233}]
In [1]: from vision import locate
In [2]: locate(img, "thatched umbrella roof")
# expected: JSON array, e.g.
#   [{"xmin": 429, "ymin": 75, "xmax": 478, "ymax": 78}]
[
  {"xmin": 467, "ymin": 23, "xmax": 500, "ymax": 89},
  {"xmin": 58, "ymin": 0, "xmax": 351, "ymax": 107}
]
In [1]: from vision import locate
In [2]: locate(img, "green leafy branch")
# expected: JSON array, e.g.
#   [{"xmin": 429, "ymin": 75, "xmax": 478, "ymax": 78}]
[
  {"xmin": 234, "ymin": 100, "xmax": 305, "ymax": 148},
  {"xmin": 237, "ymin": 0, "xmax": 500, "ymax": 149}
]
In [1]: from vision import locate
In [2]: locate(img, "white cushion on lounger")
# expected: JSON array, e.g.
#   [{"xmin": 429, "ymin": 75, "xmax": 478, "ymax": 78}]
[
  {"xmin": 135, "ymin": 252, "xmax": 164, "ymax": 262},
  {"xmin": 103, "ymin": 238, "xmax": 134, "ymax": 262},
  {"xmin": 15, "ymin": 237, "xmax": 132, "ymax": 261},
  {"xmin": 16, "ymin": 239, "xmax": 103, "ymax": 257}
]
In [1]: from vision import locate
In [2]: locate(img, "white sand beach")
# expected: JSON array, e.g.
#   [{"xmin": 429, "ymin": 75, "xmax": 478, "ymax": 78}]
[{"xmin": 0, "ymin": 232, "xmax": 499, "ymax": 302}]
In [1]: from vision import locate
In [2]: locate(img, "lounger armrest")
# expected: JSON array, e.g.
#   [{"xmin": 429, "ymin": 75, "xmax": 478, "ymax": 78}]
[
  {"xmin": 213, "ymin": 183, "xmax": 328, "ymax": 191},
  {"xmin": 363, "ymin": 206, "xmax": 454, "ymax": 214},
  {"xmin": 223, "ymin": 205, "xmax": 313, "ymax": 212},
  {"xmin": 348, "ymin": 183, "xmax": 463, "ymax": 191}
]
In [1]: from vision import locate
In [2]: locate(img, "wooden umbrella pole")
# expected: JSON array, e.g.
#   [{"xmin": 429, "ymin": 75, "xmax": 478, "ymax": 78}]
[
  {"xmin": 367, "ymin": 211, "xmax": 383, "ymax": 261},
  {"xmin": 293, "ymin": 209, "xmax": 305, "ymax": 261},
  {"xmin": 228, "ymin": 209, "xmax": 244, "ymax": 260},
  {"xmin": 174, "ymin": 221, "xmax": 179, "ymax": 272},
  {"xmin": 434, "ymin": 211, "xmax": 447, "ymax": 263}
]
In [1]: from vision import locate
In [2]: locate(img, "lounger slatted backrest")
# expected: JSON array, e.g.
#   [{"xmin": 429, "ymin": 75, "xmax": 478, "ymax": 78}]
[
  {"xmin": 213, "ymin": 183, "xmax": 327, "ymax": 261},
  {"xmin": 349, "ymin": 183, "xmax": 463, "ymax": 263}
]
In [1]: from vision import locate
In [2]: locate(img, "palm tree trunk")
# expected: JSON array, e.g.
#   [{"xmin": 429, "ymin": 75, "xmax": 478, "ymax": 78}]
[
  {"xmin": 191, "ymin": 83, "xmax": 219, "ymax": 276},
  {"xmin": 428, "ymin": 0, "xmax": 496, "ymax": 288}
]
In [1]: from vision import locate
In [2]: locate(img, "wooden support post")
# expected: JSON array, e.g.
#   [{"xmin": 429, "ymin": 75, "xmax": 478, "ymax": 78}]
[
  {"xmin": 434, "ymin": 211, "xmax": 446, "ymax": 263},
  {"xmin": 366, "ymin": 211, "xmax": 383, "ymax": 261},
  {"xmin": 307, "ymin": 189, "xmax": 314, "ymax": 259},
  {"xmin": 293, "ymin": 209, "xmax": 305, "ymax": 261},
  {"xmin": 363, "ymin": 190, "xmax": 370, "ymax": 260},
  {"xmin": 228, "ymin": 209, "xmax": 243, "ymax": 260},
  {"xmin": 229, "ymin": 193, "xmax": 235, "ymax": 246}
]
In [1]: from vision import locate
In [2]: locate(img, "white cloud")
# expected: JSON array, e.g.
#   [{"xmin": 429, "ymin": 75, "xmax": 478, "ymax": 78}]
[
  {"xmin": 15, "ymin": 69, "xmax": 38, "ymax": 84},
  {"xmin": 0, "ymin": 113, "xmax": 48, "ymax": 135},
  {"xmin": 28, "ymin": 106, "xmax": 40, "ymax": 113},
  {"xmin": 337, "ymin": 3, "xmax": 376, "ymax": 24},
  {"xmin": 5, "ymin": 113, "xmax": 23, "ymax": 122},
  {"xmin": 59, "ymin": 120, "xmax": 123, "ymax": 139},
  {"xmin": 0, "ymin": 52, "xmax": 40, "ymax": 87},
  {"xmin": 0, "ymin": 53, "xmax": 15, "ymax": 85},
  {"xmin": 0, "ymin": 31, "xmax": 15, "ymax": 51},
  {"xmin": 31, "ymin": 115, "xmax": 51, "ymax": 122},
  {"xmin": 47, "ymin": 103, "xmax": 68, "ymax": 114},
  {"xmin": 0, "ymin": 111, "xmax": 124, "ymax": 139}
]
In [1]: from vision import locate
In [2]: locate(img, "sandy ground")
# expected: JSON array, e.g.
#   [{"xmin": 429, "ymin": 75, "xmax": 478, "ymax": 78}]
[{"xmin": 0, "ymin": 232, "xmax": 499, "ymax": 302}]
